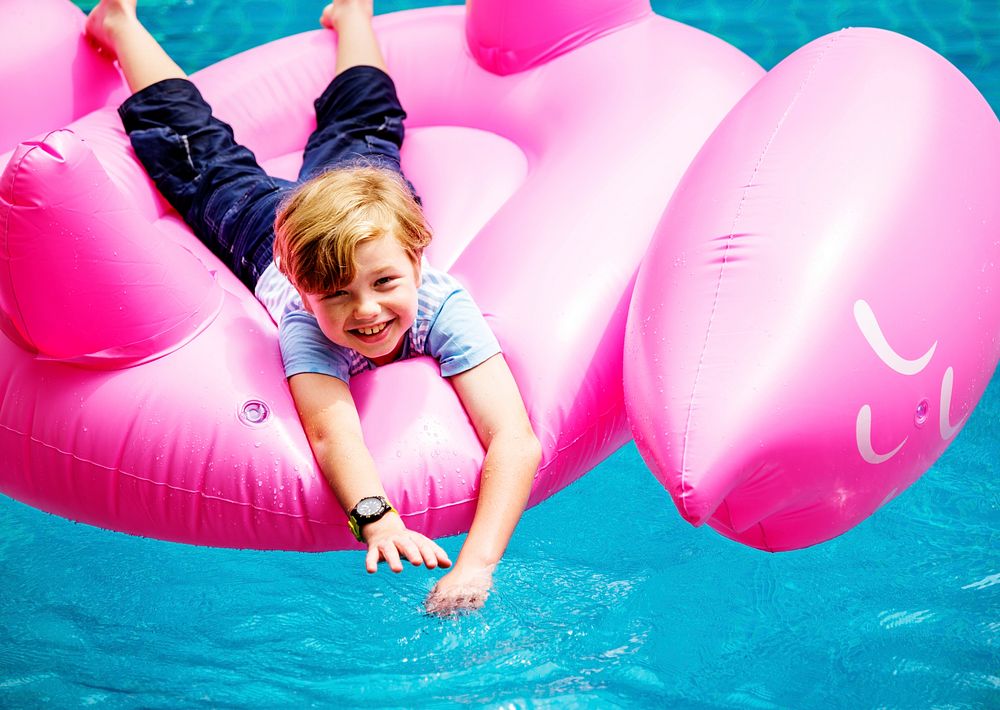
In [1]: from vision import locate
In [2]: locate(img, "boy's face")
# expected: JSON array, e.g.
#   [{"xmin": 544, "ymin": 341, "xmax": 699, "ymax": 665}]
[{"xmin": 298, "ymin": 234, "xmax": 421, "ymax": 366}]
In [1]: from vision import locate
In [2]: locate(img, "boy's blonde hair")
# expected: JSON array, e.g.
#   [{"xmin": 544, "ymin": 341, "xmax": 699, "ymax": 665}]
[{"xmin": 273, "ymin": 165, "xmax": 431, "ymax": 294}]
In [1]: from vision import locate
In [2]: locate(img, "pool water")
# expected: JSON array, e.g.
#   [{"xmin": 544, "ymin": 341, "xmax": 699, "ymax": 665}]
[{"xmin": 2, "ymin": 1, "xmax": 997, "ymax": 707}]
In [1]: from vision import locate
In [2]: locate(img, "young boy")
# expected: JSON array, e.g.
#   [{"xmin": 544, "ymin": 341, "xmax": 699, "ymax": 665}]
[{"xmin": 86, "ymin": 0, "xmax": 541, "ymax": 615}]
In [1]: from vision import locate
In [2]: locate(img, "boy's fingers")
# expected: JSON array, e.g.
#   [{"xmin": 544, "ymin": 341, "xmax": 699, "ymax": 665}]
[
  {"xmin": 382, "ymin": 543, "xmax": 404, "ymax": 573},
  {"xmin": 431, "ymin": 541, "xmax": 452, "ymax": 568},
  {"xmin": 365, "ymin": 543, "xmax": 380, "ymax": 573},
  {"xmin": 416, "ymin": 539, "xmax": 442, "ymax": 569},
  {"xmin": 397, "ymin": 537, "xmax": 424, "ymax": 567},
  {"xmin": 365, "ymin": 534, "xmax": 450, "ymax": 574}
]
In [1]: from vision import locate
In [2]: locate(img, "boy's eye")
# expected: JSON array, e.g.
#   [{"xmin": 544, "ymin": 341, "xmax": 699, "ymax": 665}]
[
  {"xmin": 375, "ymin": 276, "xmax": 395, "ymax": 287},
  {"xmin": 323, "ymin": 290, "xmax": 348, "ymax": 300}
]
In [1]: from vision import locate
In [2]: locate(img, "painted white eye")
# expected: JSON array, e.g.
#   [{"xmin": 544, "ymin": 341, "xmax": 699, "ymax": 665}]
[
  {"xmin": 939, "ymin": 367, "xmax": 967, "ymax": 440},
  {"xmin": 856, "ymin": 405, "xmax": 906, "ymax": 464},
  {"xmin": 854, "ymin": 299, "xmax": 936, "ymax": 375}
]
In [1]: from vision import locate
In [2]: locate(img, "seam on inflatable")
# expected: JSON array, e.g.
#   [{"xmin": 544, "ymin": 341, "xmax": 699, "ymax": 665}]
[
  {"xmin": 548, "ymin": 399, "xmax": 624, "ymax": 460},
  {"xmin": 534, "ymin": 398, "xmax": 626, "ymax": 484},
  {"xmin": 678, "ymin": 31, "xmax": 844, "ymax": 520},
  {"xmin": 295, "ymin": 476, "xmax": 316, "ymax": 547},
  {"xmin": 527, "ymin": 12, "xmax": 654, "ymax": 72},
  {"xmin": 406, "ymin": 399, "xmax": 624, "ymax": 518},
  {"xmin": 0, "ymin": 385, "xmax": 623, "ymax": 539},
  {"xmin": 0, "ymin": 420, "xmax": 336, "ymax": 524},
  {"xmin": 3, "ymin": 416, "xmax": 486, "ymax": 529},
  {"xmin": 112, "ymin": 405, "xmax": 142, "ymax": 521},
  {"xmin": 757, "ymin": 522, "xmax": 773, "ymax": 553},
  {"xmin": 1, "ymin": 147, "xmax": 33, "ymax": 346},
  {"xmin": 404, "ymin": 497, "xmax": 478, "ymax": 517}
]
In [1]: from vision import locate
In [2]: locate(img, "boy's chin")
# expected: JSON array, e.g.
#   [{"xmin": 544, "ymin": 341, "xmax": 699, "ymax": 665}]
[{"xmin": 366, "ymin": 336, "xmax": 406, "ymax": 366}]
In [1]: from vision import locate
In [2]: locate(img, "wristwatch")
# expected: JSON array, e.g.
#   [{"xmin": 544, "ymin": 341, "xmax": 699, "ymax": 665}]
[{"xmin": 347, "ymin": 496, "xmax": 396, "ymax": 542}]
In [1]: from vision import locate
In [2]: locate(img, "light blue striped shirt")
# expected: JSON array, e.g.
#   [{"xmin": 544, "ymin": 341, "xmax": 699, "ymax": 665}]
[{"xmin": 255, "ymin": 261, "xmax": 501, "ymax": 383}]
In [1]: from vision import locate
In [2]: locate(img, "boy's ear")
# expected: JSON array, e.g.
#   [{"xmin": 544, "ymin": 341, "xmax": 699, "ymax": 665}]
[
  {"xmin": 413, "ymin": 249, "xmax": 424, "ymax": 281},
  {"xmin": 296, "ymin": 287, "xmax": 315, "ymax": 314}
]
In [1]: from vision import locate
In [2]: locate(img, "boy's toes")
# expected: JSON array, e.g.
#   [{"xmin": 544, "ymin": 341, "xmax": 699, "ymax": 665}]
[
  {"xmin": 319, "ymin": 3, "xmax": 336, "ymax": 29},
  {"xmin": 85, "ymin": 0, "xmax": 136, "ymax": 57}
]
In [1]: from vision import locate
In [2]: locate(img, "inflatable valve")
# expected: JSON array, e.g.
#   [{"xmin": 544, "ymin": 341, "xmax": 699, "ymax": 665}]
[{"xmin": 0, "ymin": 130, "xmax": 223, "ymax": 368}]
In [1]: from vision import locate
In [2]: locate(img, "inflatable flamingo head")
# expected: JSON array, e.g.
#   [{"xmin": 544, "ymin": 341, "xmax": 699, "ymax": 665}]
[{"xmin": 625, "ymin": 28, "xmax": 1000, "ymax": 551}]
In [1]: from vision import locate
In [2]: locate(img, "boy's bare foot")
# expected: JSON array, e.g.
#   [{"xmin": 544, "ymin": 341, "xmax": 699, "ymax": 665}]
[
  {"xmin": 320, "ymin": 0, "xmax": 374, "ymax": 31},
  {"xmin": 85, "ymin": 0, "xmax": 138, "ymax": 58}
]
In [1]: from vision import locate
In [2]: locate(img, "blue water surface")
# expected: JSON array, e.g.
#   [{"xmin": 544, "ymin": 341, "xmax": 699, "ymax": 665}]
[{"xmin": 2, "ymin": 1, "xmax": 998, "ymax": 707}]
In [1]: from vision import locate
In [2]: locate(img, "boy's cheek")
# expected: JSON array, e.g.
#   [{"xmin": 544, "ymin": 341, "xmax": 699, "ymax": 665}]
[
  {"xmin": 400, "ymin": 308, "xmax": 419, "ymax": 332},
  {"xmin": 315, "ymin": 317, "xmax": 347, "ymax": 347}
]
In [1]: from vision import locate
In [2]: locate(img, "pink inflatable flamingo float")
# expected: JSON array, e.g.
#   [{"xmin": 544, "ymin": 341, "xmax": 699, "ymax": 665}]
[
  {"xmin": 0, "ymin": 0, "xmax": 759, "ymax": 549},
  {"xmin": 2, "ymin": 0, "xmax": 997, "ymax": 553}
]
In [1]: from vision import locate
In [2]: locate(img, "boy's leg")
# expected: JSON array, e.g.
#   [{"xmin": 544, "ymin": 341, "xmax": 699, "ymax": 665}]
[
  {"xmin": 320, "ymin": 0, "xmax": 384, "ymax": 76},
  {"xmin": 299, "ymin": 1, "xmax": 412, "ymax": 192},
  {"xmin": 89, "ymin": 0, "xmax": 286, "ymax": 289},
  {"xmin": 119, "ymin": 82, "xmax": 290, "ymax": 289},
  {"xmin": 298, "ymin": 67, "xmax": 408, "ymax": 183},
  {"xmin": 86, "ymin": 0, "xmax": 185, "ymax": 93}
]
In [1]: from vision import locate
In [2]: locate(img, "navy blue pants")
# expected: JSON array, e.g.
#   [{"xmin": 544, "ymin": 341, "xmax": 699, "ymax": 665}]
[{"xmin": 119, "ymin": 66, "xmax": 409, "ymax": 290}]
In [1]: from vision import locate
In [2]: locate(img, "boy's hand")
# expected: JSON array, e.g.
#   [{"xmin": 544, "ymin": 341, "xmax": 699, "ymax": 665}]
[
  {"xmin": 424, "ymin": 563, "xmax": 495, "ymax": 616},
  {"xmin": 362, "ymin": 513, "xmax": 452, "ymax": 573}
]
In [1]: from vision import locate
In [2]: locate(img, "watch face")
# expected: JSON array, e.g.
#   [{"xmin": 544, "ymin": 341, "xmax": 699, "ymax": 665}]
[{"xmin": 356, "ymin": 497, "xmax": 384, "ymax": 517}]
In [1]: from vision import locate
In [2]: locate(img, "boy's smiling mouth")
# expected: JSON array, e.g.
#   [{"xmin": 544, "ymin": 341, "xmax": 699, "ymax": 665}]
[
  {"xmin": 352, "ymin": 320, "xmax": 393, "ymax": 339},
  {"xmin": 358, "ymin": 323, "xmax": 387, "ymax": 336}
]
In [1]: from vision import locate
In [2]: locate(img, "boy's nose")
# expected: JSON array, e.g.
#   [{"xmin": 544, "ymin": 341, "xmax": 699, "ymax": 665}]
[{"xmin": 354, "ymin": 294, "xmax": 381, "ymax": 319}]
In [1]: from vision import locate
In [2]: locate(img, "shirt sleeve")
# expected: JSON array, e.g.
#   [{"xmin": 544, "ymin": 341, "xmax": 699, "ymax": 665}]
[
  {"xmin": 278, "ymin": 309, "xmax": 354, "ymax": 383},
  {"xmin": 425, "ymin": 288, "xmax": 502, "ymax": 377}
]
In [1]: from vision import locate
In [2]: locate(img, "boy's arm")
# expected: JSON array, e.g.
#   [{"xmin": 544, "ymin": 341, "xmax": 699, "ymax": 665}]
[
  {"xmin": 425, "ymin": 353, "xmax": 542, "ymax": 613},
  {"xmin": 289, "ymin": 372, "xmax": 451, "ymax": 573}
]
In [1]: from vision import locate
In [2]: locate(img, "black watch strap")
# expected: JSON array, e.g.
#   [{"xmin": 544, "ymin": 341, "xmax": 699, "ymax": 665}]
[{"xmin": 347, "ymin": 496, "xmax": 396, "ymax": 542}]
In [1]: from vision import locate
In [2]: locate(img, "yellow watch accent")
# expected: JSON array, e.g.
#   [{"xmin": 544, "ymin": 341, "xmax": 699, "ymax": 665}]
[{"xmin": 347, "ymin": 497, "xmax": 396, "ymax": 542}]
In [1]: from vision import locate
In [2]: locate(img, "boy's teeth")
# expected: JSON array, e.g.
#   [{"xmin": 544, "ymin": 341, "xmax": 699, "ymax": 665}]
[{"xmin": 358, "ymin": 323, "xmax": 387, "ymax": 336}]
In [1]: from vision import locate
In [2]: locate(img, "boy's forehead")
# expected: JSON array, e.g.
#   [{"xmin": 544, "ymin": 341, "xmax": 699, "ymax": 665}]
[{"xmin": 356, "ymin": 233, "xmax": 418, "ymax": 263}]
